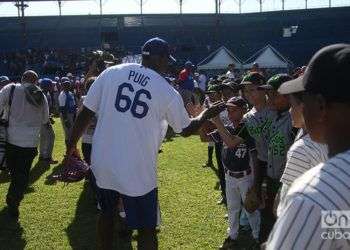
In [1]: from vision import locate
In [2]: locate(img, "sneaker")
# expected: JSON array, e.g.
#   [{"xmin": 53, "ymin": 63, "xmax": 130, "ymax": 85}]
[{"xmin": 219, "ymin": 236, "xmax": 238, "ymax": 249}]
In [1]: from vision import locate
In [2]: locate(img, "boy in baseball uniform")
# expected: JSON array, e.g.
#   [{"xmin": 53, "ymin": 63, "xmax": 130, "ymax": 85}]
[{"xmin": 199, "ymin": 96, "xmax": 260, "ymax": 249}]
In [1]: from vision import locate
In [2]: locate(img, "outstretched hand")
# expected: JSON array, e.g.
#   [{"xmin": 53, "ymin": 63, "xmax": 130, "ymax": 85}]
[
  {"xmin": 186, "ymin": 102, "xmax": 205, "ymax": 118},
  {"xmin": 202, "ymin": 101, "xmax": 226, "ymax": 121}
]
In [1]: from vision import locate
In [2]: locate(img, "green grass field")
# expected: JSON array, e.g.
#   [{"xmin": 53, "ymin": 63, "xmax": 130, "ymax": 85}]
[{"xmin": 0, "ymin": 119, "xmax": 232, "ymax": 250}]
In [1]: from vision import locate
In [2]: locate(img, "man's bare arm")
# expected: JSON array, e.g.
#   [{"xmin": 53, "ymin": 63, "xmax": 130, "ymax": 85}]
[{"xmin": 66, "ymin": 106, "xmax": 95, "ymax": 156}]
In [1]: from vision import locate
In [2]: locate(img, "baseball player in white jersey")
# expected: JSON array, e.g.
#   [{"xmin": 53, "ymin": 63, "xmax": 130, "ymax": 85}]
[
  {"xmin": 276, "ymin": 89, "xmax": 328, "ymax": 217},
  {"xmin": 266, "ymin": 44, "xmax": 350, "ymax": 250},
  {"xmin": 197, "ymin": 96, "xmax": 260, "ymax": 249},
  {"xmin": 63, "ymin": 37, "xmax": 225, "ymax": 250}
]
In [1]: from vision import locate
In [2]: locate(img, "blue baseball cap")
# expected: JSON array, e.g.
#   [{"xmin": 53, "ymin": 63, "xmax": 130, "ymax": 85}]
[
  {"xmin": 41, "ymin": 78, "xmax": 53, "ymax": 86},
  {"xmin": 0, "ymin": 76, "xmax": 9, "ymax": 83},
  {"xmin": 142, "ymin": 37, "xmax": 176, "ymax": 62},
  {"xmin": 184, "ymin": 61, "xmax": 195, "ymax": 69}
]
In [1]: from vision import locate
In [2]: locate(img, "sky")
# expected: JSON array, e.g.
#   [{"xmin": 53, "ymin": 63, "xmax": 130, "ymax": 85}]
[{"xmin": 0, "ymin": 0, "xmax": 349, "ymax": 17}]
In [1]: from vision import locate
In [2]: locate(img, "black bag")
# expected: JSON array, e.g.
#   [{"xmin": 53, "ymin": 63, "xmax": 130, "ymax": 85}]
[{"xmin": 0, "ymin": 85, "xmax": 16, "ymax": 170}]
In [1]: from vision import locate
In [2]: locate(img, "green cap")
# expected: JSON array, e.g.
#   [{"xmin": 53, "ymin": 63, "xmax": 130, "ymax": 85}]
[
  {"xmin": 240, "ymin": 72, "xmax": 266, "ymax": 86},
  {"xmin": 205, "ymin": 84, "xmax": 220, "ymax": 94},
  {"xmin": 258, "ymin": 74, "xmax": 293, "ymax": 91}
]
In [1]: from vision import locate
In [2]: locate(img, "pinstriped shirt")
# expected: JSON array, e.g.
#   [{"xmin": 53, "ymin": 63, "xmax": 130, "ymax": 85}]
[
  {"xmin": 267, "ymin": 149, "xmax": 350, "ymax": 250},
  {"xmin": 280, "ymin": 131, "xmax": 328, "ymax": 186}
]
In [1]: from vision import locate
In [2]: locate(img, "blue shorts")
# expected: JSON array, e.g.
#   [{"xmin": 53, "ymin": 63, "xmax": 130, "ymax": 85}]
[{"xmin": 93, "ymin": 177, "xmax": 159, "ymax": 230}]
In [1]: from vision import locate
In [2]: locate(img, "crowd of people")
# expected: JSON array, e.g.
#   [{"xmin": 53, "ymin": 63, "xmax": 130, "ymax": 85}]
[
  {"xmin": 0, "ymin": 47, "xmax": 125, "ymax": 79},
  {"xmin": 0, "ymin": 37, "xmax": 349, "ymax": 250}
]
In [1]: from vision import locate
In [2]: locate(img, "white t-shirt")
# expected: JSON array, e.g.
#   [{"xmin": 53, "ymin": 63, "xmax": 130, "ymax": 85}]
[
  {"xmin": 226, "ymin": 70, "xmax": 235, "ymax": 80},
  {"xmin": 84, "ymin": 63, "xmax": 191, "ymax": 196},
  {"xmin": 58, "ymin": 91, "xmax": 76, "ymax": 109},
  {"xmin": 0, "ymin": 83, "xmax": 49, "ymax": 148},
  {"xmin": 80, "ymin": 96, "xmax": 97, "ymax": 144}
]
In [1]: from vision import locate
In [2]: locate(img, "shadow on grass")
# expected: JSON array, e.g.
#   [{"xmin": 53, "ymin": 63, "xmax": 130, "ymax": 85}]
[
  {"xmin": 0, "ymin": 160, "xmax": 53, "ymax": 186},
  {"xmin": 44, "ymin": 163, "xmax": 64, "ymax": 186},
  {"xmin": 65, "ymin": 181, "xmax": 133, "ymax": 250},
  {"xmin": 28, "ymin": 161, "xmax": 51, "ymax": 185},
  {"xmin": 65, "ymin": 181, "xmax": 97, "ymax": 250},
  {"xmin": 0, "ymin": 160, "xmax": 52, "ymax": 187},
  {"xmin": 0, "ymin": 208, "xmax": 26, "ymax": 250}
]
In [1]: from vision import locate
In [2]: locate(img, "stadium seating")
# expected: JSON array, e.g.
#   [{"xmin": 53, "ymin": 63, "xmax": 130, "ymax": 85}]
[{"xmin": 0, "ymin": 6, "xmax": 349, "ymax": 75}]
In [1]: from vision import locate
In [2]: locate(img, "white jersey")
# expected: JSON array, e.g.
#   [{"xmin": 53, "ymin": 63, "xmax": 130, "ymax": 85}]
[
  {"xmin": 277, "ymin": 130, "xmax": 328, "ymax": 216},
  {"xmin": 280, "ymin": 131, "xmax": 328, "ymax": 186},
  {"xmin": 84, "ymin": 63, "xmax": 191, "ymax": 196},
  {"xmin": 226, "ymin": 70, "xmax": 235, "ymax": 80},
  {"xmin": 267, "ymin": 149, "xmax": 350, "ymax": 250}
]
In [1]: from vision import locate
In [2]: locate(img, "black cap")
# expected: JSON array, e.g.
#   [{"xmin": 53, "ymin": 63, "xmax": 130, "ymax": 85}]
[
  {"xmin": 240, "ymin": 72, "xmax": 266, "ymax": 86},
  {"xmin": 278, "ymin": 44, "xmax": 350, "ymax": 101},
  {"xmin": 142, "ymin": 37, "xmax": 176, "ymax": 63},
  {"xmin": 226, "ymin": 96, "xmax": 247, "ymax": 108},
  {"xmin": 218, "ymin": 80, "xmax": 240, "ymax": 92}
]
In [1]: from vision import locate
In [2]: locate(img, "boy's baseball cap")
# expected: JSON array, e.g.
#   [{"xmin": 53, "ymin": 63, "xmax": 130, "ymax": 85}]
[
  {"xmin": 258, "ymin": 74, "xmax": 292, "ymax": 91},
  {"xmin": 224, "ymin": 81, "xmax": 240, "ymax": 91},
  {"xmin": 0, "ymin": 76, "xmax": 9, "ymax": 84},
  {"xmin": 240, "ymin": 72, "xmax": 266, "ymax": 86},
  {"xmin": 278, "ymin": 44, "xmax": 350, "ymax": 102},
  {"xmin": 205, "ymin": 84, "xmax": 219, "ymax": 94},
  {"xmin": 226, "ymin": 96, "xmax": 247, "ymax": 108},
  {"xmin": 61, "ymin": 77, "xmax": 71, "ymax": 84},
  {"xmin": 142, "ymin": 37, "xmax": 176, "ymax": 63},
  {"xmin": 41, "ymin": 78, "xmax": 53, "ymax": 86}
]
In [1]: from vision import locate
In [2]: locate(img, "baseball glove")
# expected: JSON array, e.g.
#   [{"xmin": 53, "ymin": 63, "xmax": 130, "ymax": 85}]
[
  {"xmin": 49, "ymin": 155, "xmax": 90, "ymax": 183},
  {"xmin": 244, "ymin": 187, "xmax": 260, "ymax": 213}
]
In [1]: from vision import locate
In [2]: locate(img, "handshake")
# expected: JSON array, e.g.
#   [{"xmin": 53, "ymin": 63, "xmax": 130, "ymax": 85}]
[{"xmin": 186, "ymin": 101, "xmax": 226, "ymax": 125}]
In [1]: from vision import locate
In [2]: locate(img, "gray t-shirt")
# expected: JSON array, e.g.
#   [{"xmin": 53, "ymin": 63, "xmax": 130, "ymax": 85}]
[
  {"xmin": 243, "ymin": 106, "xmax": 275, "ymax": 162},
  {"xmin": 266, "ymin": 111, "xmax": 295, "ymax": 180}
]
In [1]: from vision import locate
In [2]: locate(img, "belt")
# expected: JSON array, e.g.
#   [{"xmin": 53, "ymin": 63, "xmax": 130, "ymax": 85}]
[{"xmin": 224, "ymin": 168, "xmax": 251, "ymax": 179}]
